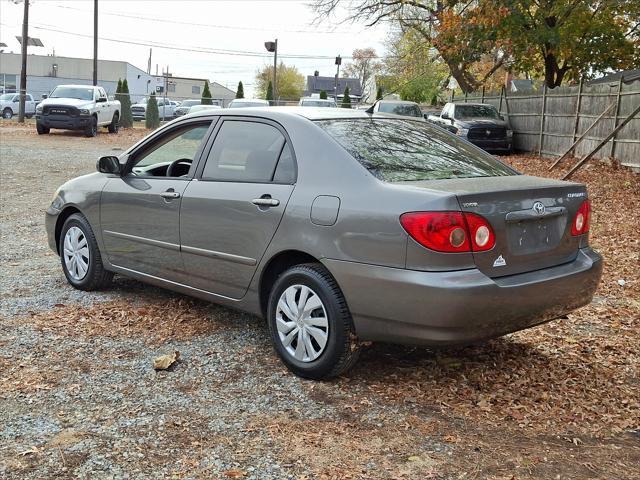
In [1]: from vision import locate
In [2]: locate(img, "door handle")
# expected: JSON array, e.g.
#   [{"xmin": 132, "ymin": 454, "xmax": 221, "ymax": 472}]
[
  {"xmin": 252, "ymin": 197, "xmax": 280, "ymax": 207},
  {"xmin": 160, "ymin": 190, "xmax": 181, "ymax": 199}
]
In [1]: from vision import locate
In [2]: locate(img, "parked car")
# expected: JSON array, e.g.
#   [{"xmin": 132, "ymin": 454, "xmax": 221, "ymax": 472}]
[
  {"xmin": 130, "ymin": 96, "xmax": 176, "ymax": 121},
  {"xmin": 187, "ymin": 104, "xmax": 222, "ymax": 114},
  {"xmin": 45, "ymin": 108, "xmax": 602, "ymax": 379},
  {"xmin": 428, "ymin": 102, "xmax": 513, "ymax": 153},
  {"xmin": 299, "ymin": 98, "xmax": 338, "ymax": 108},
  {"xmin": 228, "ymin": 98, "xmax": 269, "ymax": 108},
  {"xmin": 174, "ymin": 99, "xmax": 201, "ymax": 117},
  {"xmin": 370, "ymin": 100, "xmax": 424, "ymax": 119},
  {"xmin": 35, "ymin": 85, "xmax": 120, "ymax": 137},
  {"xmin": 1, "ymin": 92, "xmax": 36, "ymax": 119}
]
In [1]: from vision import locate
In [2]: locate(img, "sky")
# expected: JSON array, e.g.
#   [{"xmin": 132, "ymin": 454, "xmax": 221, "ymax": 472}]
[{"xmin": 0, "ymin": 0, "xmax": 390, "ymax": 97}]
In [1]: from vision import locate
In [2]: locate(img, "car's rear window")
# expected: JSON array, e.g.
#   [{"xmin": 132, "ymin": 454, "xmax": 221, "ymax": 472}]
[{"xmin": 315, "ymin": 118, "xmax": 515, "ymax": 182}]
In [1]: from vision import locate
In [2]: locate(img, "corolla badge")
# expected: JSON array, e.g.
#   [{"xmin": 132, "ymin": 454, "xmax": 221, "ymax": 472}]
[{"xmin": 532, "ymin": 201, "xmax": 545, "ymax": 215}]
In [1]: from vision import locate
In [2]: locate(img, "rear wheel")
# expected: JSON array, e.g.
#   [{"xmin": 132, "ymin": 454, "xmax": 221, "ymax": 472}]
[
  {"xmin": 267, "ymin": 263, "xmax": 360, "ymax": 379},
  {"xmin": 2, "ymin": 108, "xmax": 12, "ymax": 119},
  {"xmin": 85, "ymin": 116, "xmax": 98, "ymax": 137},
  {"xmin": 59, "ymin": 213, "xmax": 113, "ymax": 290},
  {"xmin": 108, "ymin": 112, "xmax": 119, "ymax": 133},
  {"xmin": 36, "ymin": 122, "xmax": 50, "ymax": 134}
]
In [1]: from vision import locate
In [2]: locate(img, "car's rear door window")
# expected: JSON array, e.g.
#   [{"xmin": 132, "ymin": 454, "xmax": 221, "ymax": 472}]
[
  {"xmin": 201, "ymin": 120, "xmax": 292, "ymax": 183},
  {"xmin": 316, "ymin": 118, "xmax": 516, "ymax": 182}
]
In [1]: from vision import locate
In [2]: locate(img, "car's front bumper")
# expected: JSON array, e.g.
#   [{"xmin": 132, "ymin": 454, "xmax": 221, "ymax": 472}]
[
  {"xmin": 323, "ymin": 247, "xmax": 602, "ymax": 346},
  {"xmin": 466, "ymin": 137, "xmax": 512, "ymax": 152},
  {"xmin": 36, "ymin": 114, "xmax": 92, "ymax": 130}
]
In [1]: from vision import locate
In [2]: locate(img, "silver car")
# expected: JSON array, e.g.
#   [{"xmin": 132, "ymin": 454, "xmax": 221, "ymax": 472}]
[{"xmin": 45, "ymin": 108, "xmax": 602, "ymax": 379}]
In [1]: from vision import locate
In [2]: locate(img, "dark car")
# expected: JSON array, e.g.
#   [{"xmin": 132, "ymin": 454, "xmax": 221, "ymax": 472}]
[
  {"xmin": 429, "ymin": 102, "xmax": 513, "ymax": 153},
  {"xmin": 45, "ymin": 108, "xmax": 601, "ymax": 379}
]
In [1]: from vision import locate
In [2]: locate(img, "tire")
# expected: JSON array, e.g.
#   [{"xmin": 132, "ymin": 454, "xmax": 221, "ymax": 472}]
[
  {"xmin": 36, "ymin": 122, "xmax": 50, "ymax": 134},
  {"xmin": 267, "ymin": 263, "xmax": 360, "ymax": 380},
  {"xmin": 26, "ymin": 114, "xmax": 33, "ymax": 119},
  {"xmin": 2, "ymin": 108, "xmax": 12, "ymax": 119},
  {"xmin": 108, "ymin": 112, "xmax": 119, "ymax": 133},
  {"xmin": 59, "ymin": 213, "xmax": 113, "ymax": 291},
  {"xmin": 85, "ymin": 116, "xmax": 98, "ymax": 137}
]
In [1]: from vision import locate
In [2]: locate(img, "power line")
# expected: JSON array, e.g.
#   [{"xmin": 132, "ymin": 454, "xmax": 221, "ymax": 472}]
[
  {"xmin": 54, "ymin": 4, "xmax": 365, "ymax": 36},
  {"xmin": 25, "ymin": 23, "xmax": 367, "ymax": 60}
]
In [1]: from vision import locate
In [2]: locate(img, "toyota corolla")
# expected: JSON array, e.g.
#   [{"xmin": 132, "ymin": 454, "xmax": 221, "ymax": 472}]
[{"xmin": 45, "ymin": 108, "xmax": 602, "ymax": 379}]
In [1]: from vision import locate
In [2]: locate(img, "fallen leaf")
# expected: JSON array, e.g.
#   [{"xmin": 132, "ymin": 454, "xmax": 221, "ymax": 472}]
[
  {"xmin": 153, "ymin": 351, "xmax": 180, "ymax": 370},
  {"xmin": 224, "ymin": 469, "xmax": 246, "ymax": 478}
]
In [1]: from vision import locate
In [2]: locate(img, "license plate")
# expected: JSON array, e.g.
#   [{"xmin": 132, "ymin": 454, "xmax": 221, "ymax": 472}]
[{"xmin": 507, "ymin": 218, "xmax": 563, "ymax": 255}]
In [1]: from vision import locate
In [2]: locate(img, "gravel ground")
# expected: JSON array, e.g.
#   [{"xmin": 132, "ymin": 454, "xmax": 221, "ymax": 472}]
[{"xmin": 1, "ymin": 121, "xmax": 638, "ymax": 479}]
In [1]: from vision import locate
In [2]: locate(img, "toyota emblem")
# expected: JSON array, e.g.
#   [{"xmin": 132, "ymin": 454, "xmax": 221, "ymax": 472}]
[{"xmin": 532, "ymin": 201, "xmax": 545, "ymax": 215}]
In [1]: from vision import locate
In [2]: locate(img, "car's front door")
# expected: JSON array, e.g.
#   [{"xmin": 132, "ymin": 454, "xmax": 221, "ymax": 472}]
[
  {"xmin": 179, "ymin": 118, "xmax": 296, "ymax": 298},
  {"xmin": 100, "ymin": 119, "xmax": 214, "ymax": 281}
]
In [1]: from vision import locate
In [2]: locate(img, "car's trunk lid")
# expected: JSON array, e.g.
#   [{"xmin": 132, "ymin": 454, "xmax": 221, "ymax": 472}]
[{"xmin": 401, "ymin": 175, "xmax": 588, "ymax": 277}]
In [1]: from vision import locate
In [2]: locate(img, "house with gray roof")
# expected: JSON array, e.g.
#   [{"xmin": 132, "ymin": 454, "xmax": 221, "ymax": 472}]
[{"xmin": 303, "ymin": 75, "xmax": 363, "ymax": 103}]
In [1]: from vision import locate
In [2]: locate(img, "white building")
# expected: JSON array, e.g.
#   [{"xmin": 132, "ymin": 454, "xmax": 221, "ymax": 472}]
[{"xmin": 0, "ymin": 53, "xmax": 235, "ymax": 105}]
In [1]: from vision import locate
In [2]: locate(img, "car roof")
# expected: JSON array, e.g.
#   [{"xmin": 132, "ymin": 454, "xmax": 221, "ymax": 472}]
[
  {"xmin": 184, "ymin": 106, "xmax": 421, "ymax": 121},
  {"xmin": 377, "ymin": 100, "xmax": 419, "ymax": 105},
  {"xmin": 53, "ymin": 84, "xmax": 99, "ymax": 89},
  {"xmin": 454, "ymin": 102, "xmax": 496, "ymax": 107}
]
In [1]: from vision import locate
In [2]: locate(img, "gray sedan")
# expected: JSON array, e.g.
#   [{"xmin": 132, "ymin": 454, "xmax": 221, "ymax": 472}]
[{"xmin": 45, "ymin": 108, "xmax": 602, "ymax": 379}]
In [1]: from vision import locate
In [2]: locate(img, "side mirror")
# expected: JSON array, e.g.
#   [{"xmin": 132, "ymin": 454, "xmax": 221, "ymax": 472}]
[
  {"xmin": 499, "ymin": 114, "xmax": 505, "ymax": 121},
  {"xmin": 97, "ymin": 97, "xmax": 107, "ymax": 103},
  {"xmin": 97, "ymin": 156, "xmax": 121, "ymax": 175},
  {"xmin": 42, "ymin": 94, "xmax": 48, "ymax": 99},
  {"xmin": 441, "ymin": 112, "xmax": 449, "ymax": 119}
]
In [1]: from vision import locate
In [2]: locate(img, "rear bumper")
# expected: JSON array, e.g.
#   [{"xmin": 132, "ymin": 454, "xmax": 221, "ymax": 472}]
[
  {"xmin": 323, "ymin": 247, "xmax": 602, "ymax": 346},
  {"xmin": 36, "ymin": 114, "xmax": 92, "ymax": 130}
]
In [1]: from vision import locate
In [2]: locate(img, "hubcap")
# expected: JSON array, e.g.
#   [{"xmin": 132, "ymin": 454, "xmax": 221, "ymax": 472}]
[
  {"xmin": 63, "ymin": 226, "xmax": 90, "ymax": 281},
  {"xmin": 276, "ymin": 285, "xmax": 329, "ymax": 362}
]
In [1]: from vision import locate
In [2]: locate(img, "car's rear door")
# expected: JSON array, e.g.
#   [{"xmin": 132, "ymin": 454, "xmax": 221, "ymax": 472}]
[
  {"xmin": 100, "ymin": 119, "xmax": 215, "ymax": 281},
  {"xmin": 179, "ymin": 117, "xmax": 296, "ymax": 299}
]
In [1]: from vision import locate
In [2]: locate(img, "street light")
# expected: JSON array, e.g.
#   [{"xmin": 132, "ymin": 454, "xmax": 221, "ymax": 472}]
[{"xmin": 264, "ymin": 39, "xmax": 277, "ymax": 105}]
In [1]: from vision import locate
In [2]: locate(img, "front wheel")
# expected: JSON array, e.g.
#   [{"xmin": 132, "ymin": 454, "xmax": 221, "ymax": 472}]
[
  {"xmin": 36, "ymin": 122, "xmax": 50, "ymax": 134},
  {"xmin": 59, "ymin": 213, "xmax": 113, "ymax": 290},
  {"xmin": 267, "ymin": 263, "xmax": 360, "ymax": 380},
  {"xmin": 2, "ymin": 108, "xmax": 13, "ymax": 119},
  {"xmin": 108, "ymin": 112, "xmax": 119, "ymax": 133},
  {"xmin": 85, "ymin": 116, "xmax": 98, "ymax": 137}
]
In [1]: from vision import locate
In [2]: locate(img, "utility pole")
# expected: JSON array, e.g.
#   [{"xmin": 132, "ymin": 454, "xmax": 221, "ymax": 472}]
[
  {"xmin": 264, "ymin": 39, "xmax": 277, "ymax": 105},
  {"xmin": 93, "ymin": 0, "xmax": 98, "ymax": 86},
  {"xmin": 163, "ymin": 65, "xmax": 169, "ymax": 121},
  {"xmin": 334, "ymin": 55, "xmax": 342, "ymax": 102},
  {"xmin": 273, "ymin": 39, "xmax": 277, "ymax": 105},
  {"xmin": 147, "ymin": 48, "xmax": 152, "ymax": 74},
  {"xmin": 18, "ymin": 0, "xmax": 29, "ymax": 123}
]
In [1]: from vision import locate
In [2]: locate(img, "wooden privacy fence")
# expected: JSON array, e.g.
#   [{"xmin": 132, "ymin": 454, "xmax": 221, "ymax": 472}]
[{"xmin": 452, "ymin": 79, "xmax": 640, "ymax": 170}]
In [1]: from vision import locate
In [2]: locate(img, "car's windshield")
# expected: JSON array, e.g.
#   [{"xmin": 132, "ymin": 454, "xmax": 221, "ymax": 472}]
[
  {"xmin": 0, "ymin": 93, "xmax": 15, "ymax": 101},
  {"xmin": 301, "ymin": 100, "xmax": 336, "ymax": 107},
  {"xmin": 316, "ymin": 118, "xmax": 515, "ymax": 182},
  {"xmin": 455, "ymin": 105, "xmax": 500, "ymax": 119},
  {"xmin": 50, "ymin": 86, "xmax": 94, "ymax": 101},
  {"xmin": 377, "ymin": 102, "xmax": 423, "ymax": 118}
]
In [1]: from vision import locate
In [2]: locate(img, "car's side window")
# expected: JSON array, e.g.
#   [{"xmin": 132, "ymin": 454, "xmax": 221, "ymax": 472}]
[
  {"xmin": 130, "ymin": 122, "xmax": 212, "ymax": 178},
  {"xmin": 273, "ymin": 143, "xmax": 296, "ymax": 184},
  {"xmin": 201, "ymin": 120, "xmax": 289, "ymax": 183}
]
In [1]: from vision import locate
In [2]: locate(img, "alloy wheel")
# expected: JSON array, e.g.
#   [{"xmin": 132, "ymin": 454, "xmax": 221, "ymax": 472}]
[
  {"xmin": 275, "ymin": 284, "xmax": 329, "ymax": 362},
  {"xmin": 63, "ymin": 226, "xmax": 90, "ymax": 281}
]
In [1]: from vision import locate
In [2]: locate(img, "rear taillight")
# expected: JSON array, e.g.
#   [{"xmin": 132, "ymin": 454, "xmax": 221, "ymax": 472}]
[
  {"xmin": 400, "ymin": 211, "xmax": 495, "ymax": 253},
  {"xmin": 571, "ymin": 199, "xmax": 590, "ymax": 236}
]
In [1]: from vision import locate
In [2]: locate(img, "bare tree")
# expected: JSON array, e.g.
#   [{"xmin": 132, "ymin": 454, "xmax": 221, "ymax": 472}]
[{"xmin": 342, "ymin": 48, "xmax": 381, "ymax": 102}]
